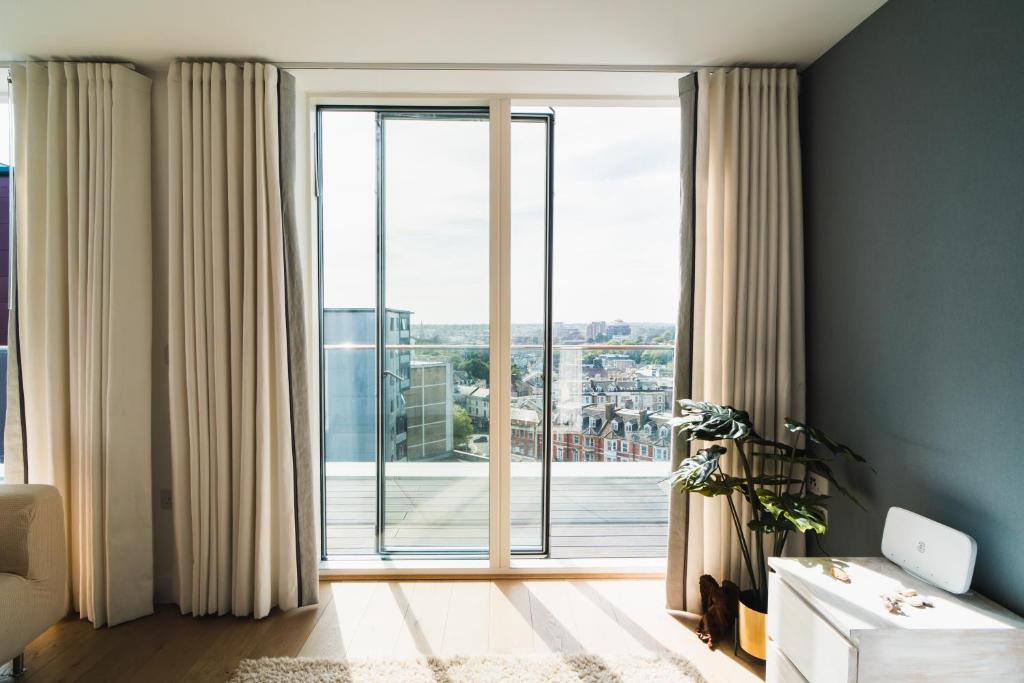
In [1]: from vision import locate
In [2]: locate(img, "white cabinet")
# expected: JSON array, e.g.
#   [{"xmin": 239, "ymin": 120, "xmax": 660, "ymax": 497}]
[{"xmin": 767, "ymin": 557, "xmax": 1024, "ymax": 683}]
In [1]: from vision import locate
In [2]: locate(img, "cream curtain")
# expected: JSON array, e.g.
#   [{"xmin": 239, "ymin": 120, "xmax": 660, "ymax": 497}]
[
  {"xmin": 167, "ymin": 62, "xmax": 318, "ymax": 619},
  {"xmin": 6, "ymin": 62, "xmax": 154, "ymax": 627},
  {"xmin": 667, "ymin": 68, "xmax": 806, "ymax": 613}
]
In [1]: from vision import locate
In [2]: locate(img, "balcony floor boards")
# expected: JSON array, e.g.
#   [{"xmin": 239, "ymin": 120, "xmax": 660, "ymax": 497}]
[{"xmin": 325, "ymin": 475, "xmax": 668, "ymax": 558}]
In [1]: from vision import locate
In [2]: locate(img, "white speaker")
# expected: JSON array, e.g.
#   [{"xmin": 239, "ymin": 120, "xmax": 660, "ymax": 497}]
[{"xmin": 881, "ymin": 507, "xmax": 977, "ymax": 594}]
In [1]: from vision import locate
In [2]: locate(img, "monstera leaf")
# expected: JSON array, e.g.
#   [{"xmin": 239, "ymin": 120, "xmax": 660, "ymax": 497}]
[
  {"xmin": 784, "ymin": 418, "xmax": 866, "ymax": 463},
  {"xmin": 756, "ymin": 490, "xmax": 829, "ymax": 535},
  {"xmin": 747, "ymin": 514, "xmax": 799, "ymax": 535},
  {"xmin": 677, "ymin": 400, "xmax": 753, "ymax": 442},
  {"xmin": 667, "ymin": 445, "xmax": 726, "ymax": 490},
  {"xmin": 691, "ymin": 478, "xmax": 741, "ymax": 498}
]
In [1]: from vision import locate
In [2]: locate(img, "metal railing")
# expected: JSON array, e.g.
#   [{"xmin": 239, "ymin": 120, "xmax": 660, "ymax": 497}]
[{"xmin": 323, "ymin": 342, "xmax": 674, "ymax": 351}]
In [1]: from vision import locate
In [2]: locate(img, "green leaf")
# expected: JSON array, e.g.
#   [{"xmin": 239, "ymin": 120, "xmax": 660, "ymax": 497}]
[
  {"xmin": 666, "ymin": 445, "xmax": 726, "ymax": 490},
  {"xmin": 784, "ymin": 418, "xmax": 867, "ymax": 464},
  {"xmin": 756, "ymin": 490, "xmax": 829, "ymax": 535},
  {"xmin": 691, "ymin": 479, "xmax": 738, "ymax": 497},
  {"xmin": 677, "ymin": 400, "xmax": 753, "ymax": 442},
  {"xmin": 747, "ymin": 516, "xmax": 797, "ymax": 534}
]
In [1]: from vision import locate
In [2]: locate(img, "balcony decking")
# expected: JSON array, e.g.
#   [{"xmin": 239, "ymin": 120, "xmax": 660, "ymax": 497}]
[{"xmin": 325, "ymin": 462, "xmax": 669, "ymax": 558}]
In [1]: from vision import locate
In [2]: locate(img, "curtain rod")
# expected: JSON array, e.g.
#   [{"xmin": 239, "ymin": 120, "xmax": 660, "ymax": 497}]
[
  {"xmin": 1, "ymin": 60, "xmax": 795, "ymax": 73},
  {"xmin": 273, "ymin": 62, "xmax": 800, "ymax": 73},
  {"xmin": 272, "ymin": 62, "xmax": 707, "ymax": 73}
]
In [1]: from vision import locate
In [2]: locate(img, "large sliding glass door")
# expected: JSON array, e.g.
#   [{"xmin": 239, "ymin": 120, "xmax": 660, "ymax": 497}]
[
  {"xmin": 379, "ymin": 112, "xmax": 491, "ymax": 554},
  {"xmin": 541, "ymin": 107, "xmax": 680, "ymax": 559},
  {"xmin": 509, "ymin": 115, "xmax": 553, "ymax": 554},
  {"xmin": 318, "ymin": 101, "xmax": 678, "ymax": 563},
  {"xmin": 320, "ymin": 108, "xmax": 494, "ymax": 556}
]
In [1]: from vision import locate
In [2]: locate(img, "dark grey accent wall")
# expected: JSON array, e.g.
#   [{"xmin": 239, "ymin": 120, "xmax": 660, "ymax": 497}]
[{"xmin": 801, "ymin": 0, "xmax": 1024, "ymax": 615}]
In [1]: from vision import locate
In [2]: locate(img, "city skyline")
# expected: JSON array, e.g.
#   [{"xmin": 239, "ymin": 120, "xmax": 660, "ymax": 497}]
[{"xmin": 322, "ymin": 308, "xmax": 675, "ymax": 466}]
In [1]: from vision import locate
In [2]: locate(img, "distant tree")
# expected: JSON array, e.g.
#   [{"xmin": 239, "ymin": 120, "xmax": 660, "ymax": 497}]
[
  {"xmin": 606, "ymin": 347, "xmax": 643, "ymax": 363},
  {"xmin": 452, "ymin": 405, "xmax": 474, "ymax": 450},
  {"xmin": 459, "ymin": 357, "xmax": 490, "ymax": 381},
  {"xmin": 605, "ymin": 339, "xmax": 644, "ymax": 359},
  {"xmin": 640, "ymin": 350, "xmax": 673, "ymax": 365}
]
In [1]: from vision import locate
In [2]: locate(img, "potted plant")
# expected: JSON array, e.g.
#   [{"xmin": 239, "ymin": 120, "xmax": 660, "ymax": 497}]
[{"xmin": 668, "ymin": 399, "xmax": 869, "ymax": 659}]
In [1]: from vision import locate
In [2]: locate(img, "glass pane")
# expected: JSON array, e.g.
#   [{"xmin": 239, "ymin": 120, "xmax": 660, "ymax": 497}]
[
  {"xmin": 381, "ymin": 115, "xmax": 490, "ymax": 553},
  {"xmin": 320, "ymin": 110, "xmax": 378, "ymax": 555},
  {"xmin": 548, "ymin": 106, "xmax": 680, "ymax": 559},
  {"xmin": 510, "ymin": 117, "xmax": 548, "ymax": 552}
]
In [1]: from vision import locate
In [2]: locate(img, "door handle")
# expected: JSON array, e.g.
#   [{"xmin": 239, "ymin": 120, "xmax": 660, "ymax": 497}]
[{"xmin": 382, "ymin": 370, "xmax": 408, "ymax": 382}]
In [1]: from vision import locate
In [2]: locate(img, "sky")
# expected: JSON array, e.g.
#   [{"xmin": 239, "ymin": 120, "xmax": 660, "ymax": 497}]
[{"xmin": 320, "ymin": 106, "xmax": 681, "ymax": 326}]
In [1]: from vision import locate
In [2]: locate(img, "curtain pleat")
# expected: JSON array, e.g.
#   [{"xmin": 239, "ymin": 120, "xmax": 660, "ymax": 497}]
[
  {"xmin": 6, "ymin": 62, "xmax": 154, "ymax": 627},
  {"xmin": 168, "ymin": 62, "xmax": 317, "ymax": 619},
  {"xmin": 277, "ymin": 70, "xmax": 319, "ymax": 608},
  {"xmin": 666, "ymin": 74, "xmax": 697, "ymax": 612},
  {"xmin": 667, "ymin": 68, "xmax": 805, "ymax": 613}
]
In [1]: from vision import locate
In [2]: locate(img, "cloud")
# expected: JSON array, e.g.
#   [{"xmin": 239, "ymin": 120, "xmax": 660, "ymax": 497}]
[{"xmin": 321, "ymin": 105, "xmax": 681, "ymax": 325}]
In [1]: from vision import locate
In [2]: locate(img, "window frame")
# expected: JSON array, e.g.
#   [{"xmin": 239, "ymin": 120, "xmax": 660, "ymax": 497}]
[{"xmin": 297, "ymin": 70, "xmax": 681, "ymax": 575}]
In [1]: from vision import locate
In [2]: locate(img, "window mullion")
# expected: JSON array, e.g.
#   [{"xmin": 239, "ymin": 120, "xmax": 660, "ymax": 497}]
[{"xmin": 488, "ymin": 98, "xmax": 512, "ymax": 569}]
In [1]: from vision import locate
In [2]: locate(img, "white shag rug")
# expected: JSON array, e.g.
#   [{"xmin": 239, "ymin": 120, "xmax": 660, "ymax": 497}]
[{"xmin": 231, "ymin": 653, "xmax": 708, "ymax": 683}]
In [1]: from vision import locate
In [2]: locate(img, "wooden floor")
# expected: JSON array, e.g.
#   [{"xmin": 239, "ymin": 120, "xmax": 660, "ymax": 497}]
[
  {"xmin": 327, "ymin": 475, "xmax": 669, "ymax": 557},
  {"xmin": 2, "ymin": 579, "xmax": 764, "ymax": 683}
]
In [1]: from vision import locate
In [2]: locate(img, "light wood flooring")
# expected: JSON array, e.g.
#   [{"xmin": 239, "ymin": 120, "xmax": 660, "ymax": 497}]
[{"xmin": 2, "ymin": 579, "xmax": 764, "ymax": 682}]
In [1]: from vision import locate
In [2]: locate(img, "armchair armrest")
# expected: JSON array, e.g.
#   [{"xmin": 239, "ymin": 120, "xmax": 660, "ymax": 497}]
[
  {"xmin": 0, "ymin": 484, "xmax": 69, "ymax": 665},
  {"xmin": 0, "ymin": 484, "xmax": 66, "ymax": 585}
]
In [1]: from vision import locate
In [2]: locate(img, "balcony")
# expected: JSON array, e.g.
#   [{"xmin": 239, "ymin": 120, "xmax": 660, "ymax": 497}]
[
  {"xmin": 325, "ymin": 461, "xmax": 669, "ymax": 559},
  {"xmin": 321, "ymin": 333, "xmax": 674, "ymax": 558}
]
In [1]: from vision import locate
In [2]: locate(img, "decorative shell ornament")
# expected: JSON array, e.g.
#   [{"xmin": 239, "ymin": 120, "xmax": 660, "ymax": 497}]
[{"xmin": 881, "ymin": 589, "xmax": 936, "ymax": 615}]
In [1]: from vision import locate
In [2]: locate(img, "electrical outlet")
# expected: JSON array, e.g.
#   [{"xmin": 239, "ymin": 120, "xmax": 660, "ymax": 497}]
[
  {"xmin": 807, "ymin": 472, "xmax": 829, "ymax": 496},
  {"xmin": 160, "ymin": 489, "xmax": 173, "ymax": 510}
]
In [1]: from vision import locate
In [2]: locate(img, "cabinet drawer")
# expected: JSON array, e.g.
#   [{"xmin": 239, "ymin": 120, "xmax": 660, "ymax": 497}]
[
  {"xmin": 767, "ymin": 642, "xmax": 808, "ymax": 683},
  {"xmin": 768, "ymin": 574, "xmax": 857, "ymax": 683}
]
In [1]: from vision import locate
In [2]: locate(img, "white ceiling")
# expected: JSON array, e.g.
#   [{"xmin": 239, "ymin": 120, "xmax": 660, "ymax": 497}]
[{"xmin": 0, "ymin": 0, "xmax": 886, "ymax": 72}]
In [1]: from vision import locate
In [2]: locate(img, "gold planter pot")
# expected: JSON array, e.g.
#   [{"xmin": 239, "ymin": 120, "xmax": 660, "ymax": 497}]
[{"xmin": 737, "ymin": 598, "xmax": 767, "ymax": 660}]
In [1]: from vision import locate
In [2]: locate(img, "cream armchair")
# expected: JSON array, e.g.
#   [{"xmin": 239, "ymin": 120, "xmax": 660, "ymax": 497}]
[{"xmin": 0, "ymin": 485, "xmax": 67, "ymax": 677}]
